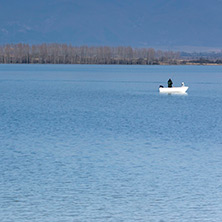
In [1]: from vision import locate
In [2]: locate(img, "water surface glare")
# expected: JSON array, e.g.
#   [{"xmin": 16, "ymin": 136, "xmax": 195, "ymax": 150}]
[{"xmin": 0, "ymin": 65, "xmax": 222, "ymax": 222}]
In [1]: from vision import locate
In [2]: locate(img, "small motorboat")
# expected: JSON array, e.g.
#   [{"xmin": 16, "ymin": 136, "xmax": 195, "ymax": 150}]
[{"xmin": 159, "ymin": 82, "xmax": 189, "ymax": 94}]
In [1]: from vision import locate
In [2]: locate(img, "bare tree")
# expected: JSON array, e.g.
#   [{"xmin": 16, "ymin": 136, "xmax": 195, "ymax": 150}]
[{"xmin": 1, "ymin": 43, "xmax": 207, "ymax": 65}]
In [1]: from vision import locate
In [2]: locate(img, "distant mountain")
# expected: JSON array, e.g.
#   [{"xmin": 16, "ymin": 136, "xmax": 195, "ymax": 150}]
[{"xmin": 1, "ymin": 0, "xmax": 222, "ymax": 50}]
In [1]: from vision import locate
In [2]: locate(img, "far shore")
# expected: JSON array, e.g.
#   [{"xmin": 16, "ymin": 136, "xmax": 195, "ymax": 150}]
[
  {"xmin": 1, "ymin": 62, "xmax": 222, "ymax": 66},
  {"xmin": 1, "ymin": 43, "xmax": 222, "ymax": 66}
]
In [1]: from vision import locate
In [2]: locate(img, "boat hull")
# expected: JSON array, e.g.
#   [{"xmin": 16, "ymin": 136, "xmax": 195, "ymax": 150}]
[{"xmin": 159, "ymin": 86, "xmax": 188, "ymax": 94}]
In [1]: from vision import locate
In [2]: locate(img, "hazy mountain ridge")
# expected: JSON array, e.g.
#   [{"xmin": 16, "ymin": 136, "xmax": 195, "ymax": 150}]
[{"xmin": 1, "ymin": 0, "xmax": 222, "ymax": 49}]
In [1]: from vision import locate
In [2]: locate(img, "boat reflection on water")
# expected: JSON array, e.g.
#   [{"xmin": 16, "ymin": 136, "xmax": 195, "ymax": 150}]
[{"xmin": 159, "ymin": 91, "xmax": 188, "ymax": 96}]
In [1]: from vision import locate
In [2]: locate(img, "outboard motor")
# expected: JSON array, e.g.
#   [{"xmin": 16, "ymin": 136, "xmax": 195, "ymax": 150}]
[{"xmin": 159, "ymin": 85, "xmax": 164, "ymax": 88}]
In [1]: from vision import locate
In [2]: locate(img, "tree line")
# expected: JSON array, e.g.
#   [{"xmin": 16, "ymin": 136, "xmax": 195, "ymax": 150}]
[
  {"xmin": 0, "ymin": 43, "xmax": 222, "ymax": 65},
  {"xmin": 0, "ymin": 43, "xmax": 180, "ymax": 65}
]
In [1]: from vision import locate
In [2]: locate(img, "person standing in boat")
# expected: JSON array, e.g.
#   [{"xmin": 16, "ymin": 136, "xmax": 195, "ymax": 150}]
[{"xmin": 168, "ymin": 78, "xmax": 173, "ymax": 88}]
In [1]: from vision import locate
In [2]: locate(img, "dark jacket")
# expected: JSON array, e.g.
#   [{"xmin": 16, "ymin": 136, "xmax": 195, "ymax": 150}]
[{"xmin": 168, "ymin": 79, "xmax": 173, "ymax": 88}]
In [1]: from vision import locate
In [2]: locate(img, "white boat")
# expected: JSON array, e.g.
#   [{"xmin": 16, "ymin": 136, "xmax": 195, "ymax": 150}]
[{"xmin": 159, "ymin": 82, "xmax": 189, "ymax": 94}]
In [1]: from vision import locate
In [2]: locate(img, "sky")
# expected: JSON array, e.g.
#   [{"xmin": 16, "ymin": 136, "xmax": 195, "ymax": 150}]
[{"xmin": 0, "ymin": 0, "xmax": 222, "ymax": 50}]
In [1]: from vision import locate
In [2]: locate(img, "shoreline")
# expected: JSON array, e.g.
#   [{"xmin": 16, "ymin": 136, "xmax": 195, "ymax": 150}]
[{"xmin": 0, "ymin": 62, "xmax": 222, "ymax": 66}]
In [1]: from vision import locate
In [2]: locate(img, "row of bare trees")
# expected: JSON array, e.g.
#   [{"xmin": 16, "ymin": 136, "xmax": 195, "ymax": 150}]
[{"xmin": 0, "ymin": 43, "xmax": 180, "ymax": 65}]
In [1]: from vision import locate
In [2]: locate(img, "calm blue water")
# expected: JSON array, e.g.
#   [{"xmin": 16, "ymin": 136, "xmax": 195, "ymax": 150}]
[{"xmin": 0, "ymin": 64, "xmax": 222, "ymax": 222}]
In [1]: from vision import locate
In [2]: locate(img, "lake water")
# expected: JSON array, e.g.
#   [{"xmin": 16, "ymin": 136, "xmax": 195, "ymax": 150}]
[{"xmin": 0, "ymin": 64, "xmax": 222, "ymax": 222}]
